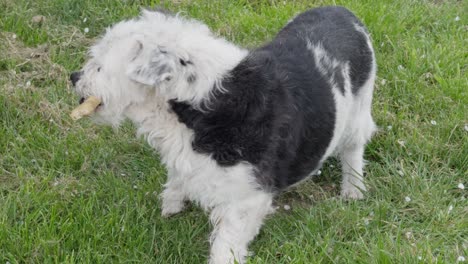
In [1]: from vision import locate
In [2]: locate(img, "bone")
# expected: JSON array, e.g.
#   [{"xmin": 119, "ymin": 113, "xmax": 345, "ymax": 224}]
[{"xmin": 70, "ymin": 96, "xmax": 102, "ymax": 120}]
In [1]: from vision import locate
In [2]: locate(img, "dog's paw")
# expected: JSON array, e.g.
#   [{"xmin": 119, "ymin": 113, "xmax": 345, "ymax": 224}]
[
  {"xmin": 209, "ymin": 253, "xmax": 243, "ymax": 264},
  {"xmin": 161, "ymin": 200, "xmax": 185, "ymax": 218},
  {"xmin": 161, "ymin": 207, "xmax": 184, "ymax": 218},
  {"xmin": 340, "ymin": 186, "xmax": 365, "ymax": 200}
]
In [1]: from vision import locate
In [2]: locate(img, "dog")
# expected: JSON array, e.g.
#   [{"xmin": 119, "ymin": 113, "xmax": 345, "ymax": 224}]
[{"xmin": 70, "ymin": 6, "xmax": 376, "ymax": 264}]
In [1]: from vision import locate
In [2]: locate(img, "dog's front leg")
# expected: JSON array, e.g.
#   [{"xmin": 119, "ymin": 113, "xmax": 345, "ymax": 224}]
[
  {"xmin": 208, "ymin": 192, "xmax": 273, "ymax": 264},
  {"xmin": 160, "ymin": 169, "xmax": 187, "ymax": 217}
]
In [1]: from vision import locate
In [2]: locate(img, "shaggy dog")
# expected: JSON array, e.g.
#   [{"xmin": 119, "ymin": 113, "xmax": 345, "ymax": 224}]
[{"xmin": 70, "ymin": 6, "xmax": 376, "ymax": 264}]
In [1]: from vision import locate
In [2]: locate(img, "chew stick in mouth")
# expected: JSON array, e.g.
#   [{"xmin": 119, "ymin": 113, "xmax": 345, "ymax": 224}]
[{"xmin": 70, "ymin": 96, "xmax": 102, "ymax": 121}]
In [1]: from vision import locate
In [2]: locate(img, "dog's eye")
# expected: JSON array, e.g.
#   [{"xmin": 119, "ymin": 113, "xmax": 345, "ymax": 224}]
[
  {"xmin": 97, "ymin": 67, "xmax": 101, "ymax": 72},
  {"xmin": 179, "ymin": 59, "xmax": 193, "ymax": 66}
]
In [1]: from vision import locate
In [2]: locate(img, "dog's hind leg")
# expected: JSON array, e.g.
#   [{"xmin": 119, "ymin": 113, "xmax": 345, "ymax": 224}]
[
  {"xmin": 339, "ymin": 102, "xmax": 376, "ymax": 199},
  {"xmin": 339, "ymin": 98, "xmax": 376, "ymax": 200},
  {"xmin": 340, "ymin": 55, "xmax": 376, "ymax": 200},
  {"xmin": 208, "ymin": 192, "xmax": 273, "ymax": 264}
]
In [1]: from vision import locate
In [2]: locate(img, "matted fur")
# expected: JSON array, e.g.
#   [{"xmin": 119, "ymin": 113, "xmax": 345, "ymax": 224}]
[{"xmin": 71, "ymin": 6, "xmax": 376, "ymax": 264}]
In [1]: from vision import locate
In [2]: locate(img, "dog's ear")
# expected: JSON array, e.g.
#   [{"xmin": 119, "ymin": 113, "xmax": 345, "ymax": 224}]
[{"xmin": 126, "ymin": 40, "xmax": 175, "ymax": 86}]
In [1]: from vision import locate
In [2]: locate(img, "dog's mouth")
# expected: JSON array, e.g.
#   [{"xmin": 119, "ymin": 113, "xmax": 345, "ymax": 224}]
[
  {"xmin": 79, "ymin": 97, "xmax": 103, "ymax": 107},
  {"xmin": 70, "ymin": 96, "xmax": 103, "ymax": 121}
]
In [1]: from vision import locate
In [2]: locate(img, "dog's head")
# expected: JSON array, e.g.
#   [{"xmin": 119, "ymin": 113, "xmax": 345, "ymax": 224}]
[{"xmin": 70, "ymin": 9, "xmax": 246, "ymax": 125}]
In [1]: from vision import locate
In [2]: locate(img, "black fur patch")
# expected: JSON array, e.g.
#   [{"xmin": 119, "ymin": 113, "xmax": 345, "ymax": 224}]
[
  {"xmin": 170, "ymin": 6, "xmax": 374, "ymax": 191},
  {"xmin": 279, "ymin": 6, "xmax": 373, "ymax": 94}
]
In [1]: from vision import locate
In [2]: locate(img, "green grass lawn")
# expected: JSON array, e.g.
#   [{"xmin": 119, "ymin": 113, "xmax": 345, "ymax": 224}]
[{"xmin": 1, "ymin": 0, "xmax": 467, "ymax": 263}]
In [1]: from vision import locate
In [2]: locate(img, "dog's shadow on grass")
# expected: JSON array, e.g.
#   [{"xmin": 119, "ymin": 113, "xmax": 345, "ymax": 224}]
[{"xmin": 274, "ymin": 158, "xmax": 342, "ymax": 211}]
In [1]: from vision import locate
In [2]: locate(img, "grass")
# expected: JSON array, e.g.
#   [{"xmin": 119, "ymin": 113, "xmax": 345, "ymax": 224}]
[{"xmin": 0, "ymin": 0, "xmax": 467, "ymax": 263}]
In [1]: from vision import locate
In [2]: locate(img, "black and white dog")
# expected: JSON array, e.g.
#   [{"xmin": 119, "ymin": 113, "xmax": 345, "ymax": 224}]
[{"xmin": 71, "ymin": 6, "xmax": 376, "ymax": 264}]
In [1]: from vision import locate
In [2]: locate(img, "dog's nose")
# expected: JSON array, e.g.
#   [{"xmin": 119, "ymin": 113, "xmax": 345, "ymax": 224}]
[{"xmin": 70, "ymin": 71, "xmax": 83, "ymax": 86}]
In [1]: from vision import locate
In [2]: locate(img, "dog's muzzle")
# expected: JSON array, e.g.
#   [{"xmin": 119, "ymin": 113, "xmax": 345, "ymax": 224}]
[{"xmin": 70, "ymin": 71, "xmax": 83, "ymax": 87}]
